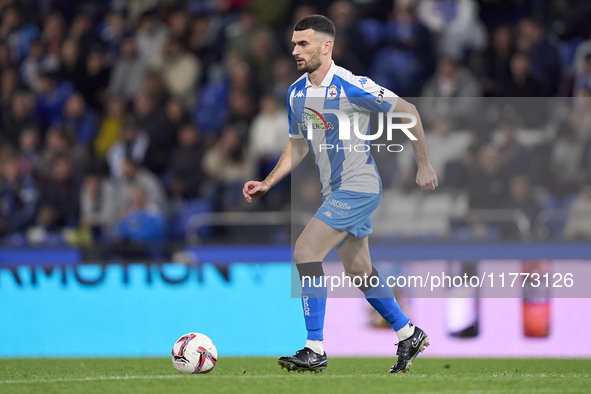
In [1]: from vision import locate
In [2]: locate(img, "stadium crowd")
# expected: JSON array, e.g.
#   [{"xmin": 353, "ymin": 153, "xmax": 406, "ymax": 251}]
[{"xmin": 1, "ymin": 0, "xmax": 591, "ymax": 249}]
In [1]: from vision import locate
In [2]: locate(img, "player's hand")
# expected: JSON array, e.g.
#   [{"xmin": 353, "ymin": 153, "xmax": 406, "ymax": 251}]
[
  {"xmin": 416, "ymin": 165, "xmax": 438, "ymax": 192},
  {"xmin": 243, "ymin": 180, "xmax": 271, "ymax": 203}
]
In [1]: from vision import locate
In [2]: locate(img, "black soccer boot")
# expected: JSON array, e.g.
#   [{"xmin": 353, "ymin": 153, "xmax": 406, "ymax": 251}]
[
  {"xmin": 389, "ymin": 325, "xmax": 429, "ymax": 373},
  {"xmin": 278, "ymin": 347, "xmax": 327, "ymax": 373}
]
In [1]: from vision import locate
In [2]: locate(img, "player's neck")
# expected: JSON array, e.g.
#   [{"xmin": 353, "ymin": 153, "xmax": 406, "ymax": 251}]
[{"xmin": 308, "ymin": 59, "xmax": 332, "ymax": 89}]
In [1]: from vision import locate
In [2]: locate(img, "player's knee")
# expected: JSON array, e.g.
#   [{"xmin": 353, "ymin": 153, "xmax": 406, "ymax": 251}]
[
  {"xmin": 293, "ymin": 240, "xmax": 310, "ymax": 264},
  {"xmin": 344, "ymin": 260, "xmax": 372, "ymax": 278}
]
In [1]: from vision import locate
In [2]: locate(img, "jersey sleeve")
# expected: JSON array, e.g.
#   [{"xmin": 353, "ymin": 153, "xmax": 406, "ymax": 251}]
[
  {"xmin": 342, "ymin": 76, "xmax": 399, "ymax": 113},
  {"xmin": 287, "ymin": 90, "xmax": 304, "ymax": 139}
]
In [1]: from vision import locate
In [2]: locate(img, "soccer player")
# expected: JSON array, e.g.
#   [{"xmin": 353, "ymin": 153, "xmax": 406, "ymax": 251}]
[{"xmin": 242, "ymin": 15, "xmax": 438, "ymax": 373}]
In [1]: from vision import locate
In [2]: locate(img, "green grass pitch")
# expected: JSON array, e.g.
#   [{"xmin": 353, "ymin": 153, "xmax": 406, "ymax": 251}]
[{"xmin": 1, "ymin": 358, "xmax": 589, "ymax": 394}]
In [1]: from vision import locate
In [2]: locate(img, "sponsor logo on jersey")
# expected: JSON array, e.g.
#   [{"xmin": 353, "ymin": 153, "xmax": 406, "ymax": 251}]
[
  {"xmin": 295, "ymin": 90, "xmax": 304, "ymax": 97},
  {"xmin": 375, "ymin": 87, "xmax": 385, "ymax": 104},
  {"xmin": 322, "ymin": 211, "xmax": 332, "ymax": 219},
  {"xmin": 358, "ymin": 77, "xmax": 368, "ymax": 88},
  {"xmin": 301, "ymin": 109, "xmax": 334, "ymax": 131},
  {"xmin": 327, "ymin": 199, "xmax": 351, "ymax": 211}
]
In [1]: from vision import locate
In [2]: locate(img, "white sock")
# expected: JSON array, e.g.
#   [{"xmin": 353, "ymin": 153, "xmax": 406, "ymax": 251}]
[
  {"xmin": 396, "ymin": 322, "xmax": 415, "ymax": 341},
  {"xmin": 305, "ymin": 340, "xmax": 324, "ymax": 355}
]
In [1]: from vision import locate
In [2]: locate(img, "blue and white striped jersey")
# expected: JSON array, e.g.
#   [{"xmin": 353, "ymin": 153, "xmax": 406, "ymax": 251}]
[{"xmin": 287, "ymin": 61, "xmax": 399, "ymax": 198}]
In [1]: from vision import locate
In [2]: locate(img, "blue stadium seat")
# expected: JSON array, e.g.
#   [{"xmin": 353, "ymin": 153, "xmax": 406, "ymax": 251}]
[
  {"xmin": 558, "ymin": 38, "xmax": 583, "ymax": 71},
  {"xmin": 450, "ymin": 227, "xmax": 475, "ymax": 241},
  {"xmin": 358, "ymin": 19, "xmax": 383, "ymax": 50},
  {"xmin": 169, "ymin": 198, "xmax": 213, "ymax": 240},
  {"xmin": 414, "ymin": 231, "xmax": 440, "ymax": 241},
  {"xmin": 193, "ymin": 81, "xmax": 229, "ymax": 134}
]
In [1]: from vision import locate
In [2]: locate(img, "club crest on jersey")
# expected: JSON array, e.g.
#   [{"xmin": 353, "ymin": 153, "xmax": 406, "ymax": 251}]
[{"xmin": 327, "ymin": 85, "xmax": 338, "ymax": 100}]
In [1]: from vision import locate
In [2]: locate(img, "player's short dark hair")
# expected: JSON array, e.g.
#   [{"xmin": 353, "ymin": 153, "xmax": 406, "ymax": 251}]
[{"xmin": 294, "ymin": 15, "xmax": 335, "ymax": 39}]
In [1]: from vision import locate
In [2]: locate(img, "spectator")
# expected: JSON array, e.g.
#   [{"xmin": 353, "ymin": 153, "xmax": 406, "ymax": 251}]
[
  {"xmin": 79, "ymin": 47, "xmax": 111, "ymax": 111},
  {"xmin": 16, "ymin": 127, "xmax": 44, "ymax": 177},
  {"xmin": 468, "ymin": 145, "xmax": 508, "ymax": 210},
  {"xmin": 574, "ymin": 27, "xmax": 591, "ymax": 76},
  {"xmin": 34, "ymin": 71, "xmax": 74, "ymax": 127},
  {"xmin": 225, "ymin": 9, "xmax": 258, "ymax": 61},
  {"xmin": 552, "ymin": 124, "xmax": 583, "ymax": 185},
  {"xmin": 168, "ymin": 7, "xmax": 191, "ymax": 44},
  {"xmin": 371, "ymin": 0, "xmax": 434, "ymax": 95},
  {"xmin": 332, "ymin": 37, "xmax": 364, "ymax": 78},
  {"xmin": 33, "ymin": 203, "xmax": 61, "ymax": 234},
  {"xmin": 417, "ymin": 0, "xmax": 487, "ymax": 59},
  {"xmin": 136, "ymin": 11, "xmax": 168, "ymax": 64},
  {"xmin": 3, "ymin": 92, "xmax": 38, "ymax": 148},
  {"xmin": 94, "ymin": 96, "xmax": 126, "ymax": 158},
  {"xmin": 574, "ymin": 54, "xmax": 591, "ymax": 97},
  {"xmin": 0, "ymin": 156, "xmax": 38, "ymax": 234},
  {"xmin": 40, "ymin": 156, "xmax": 79, "ymax": 228},
  {"xmin": 570, "ymin": 86, "xmax": 591, "ymax": 138},
  {"xmin": 109, "ymin": 185, "xmax": 167, "ymax": 259},
  {"xmin": 400, "ymin": 114, "xmax": 470, "ymax": 188},
  {"xmin": 248, "ymin": 94, "xmax": 288, "ymax": 175},
  {"xmin": 163, "ymin": 96, "xmax": 191, "ymax": 137},
  {"xmin": 1, "ymin": 68, "xmax": 19, "ymax": 120},
  {"xmin": 494, "ymin": 122, "xmax": 529, "ymax": 177},
  {"xmin": 99, "ymin": 11, "xmax": 126, "ymax": 62},
  {"xmin": 188, "ymin": 15, "xmax": 225, "ymax": 77},
  {"xmin": 40, "ymin": 12, "xmax": 66, "ymax": 60},
  {"xmin": 271, "ymin": 57, "xmax": 296, "ymax": 104},
  {"xmin": 57, "ymin": 39, "xmax": 85, "ymax": 91},
  {"xmin": 502, "ymin": 174, "xmax": 540, "ymax": 240},
  {"xmin": 203, "ymin": 125, "xmax": 254, "ymax": 211},
  {"xmin": 115, "ymin": 157, "xmax": 167, "ymax": 214},
  {"xmin": 249, "ymin": 29, "xmax": 279, "ymax": 89},
  {"xmin": 516, "ymin": 17, "xmax": 561, "ymax": 95},
  {"xmin": 115, "ymin": 0, "xmax": 159, "ymax": 23},
  {"xmin": 169, "ymin": 124, "xmax": 206, "ymax": 199},
  {"xmin": 0, "ymin": 42, "xmax": 13, "ymax": 72},
  {"xmin": 503, "ymin": 52, "xmax": 545, "ymax": 97},
  {"xmin": 132, "ymin": 92, "xmax": 171, "ymax": 175},
  {"xmin": 150, "ymin": 38, "xmax": 201, "ymax": 106},
  {"xmin": 54, "ymin": 93, "xmax": 97, "ymax": 147},
  {"xmin": 115, "ymin": 185, "xmax": 167, "ymax": 241},
  {"xmin": 108, "ymin": 35, "xmax": 148, "ymax": 101},
  {"xmin": 249, "ymin": 0, "xmax": 291, "ymax": 30},
  {"xmin": 80, "ymin": 169, "xmax": 117, "ymax": 239},
  {"xmin": 328, "ymin": 0, "xmax": 368, "ymax": 63},
  {"xmin": 142, "ymin": 69, "xmax": 169, "ymax": 106},
  {"xmin": 420, "ymin": 56, "xmax": 482, "ymax": 127},
  {"xmin": 227, "ymin": 90, "xmax": 256, "ymax": 126},
  {"xmin": 481, "ymin": 25, "xmax": 514, "ymax": 97},
  {"xmin": 0, "ymin": 6, "xmax": 39, "ymax": 63},
  {"xmin": 564, "ymin": 180, "xmax": 591, "ymax": 240},
  {"xmin": 0, "ymin": 0, "xmax": 586, "ymax": 242},
  {"xmin": 20, "ymin": 40, "xmax": 59, "ymax": 90},
  {"xmin": 68, "ymin": 13, "xmax": 98, "ymax": 55},
  {"xmin": 41, "ymin": 126, "xmax": 75, "ymax": 177},
  {"xmin": 106, "ymin": 117, "xmax": 149, "ymax": 178}
]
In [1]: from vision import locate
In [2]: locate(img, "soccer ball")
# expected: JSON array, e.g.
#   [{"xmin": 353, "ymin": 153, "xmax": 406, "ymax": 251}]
[{"xmin": 171, "ymin": 332, "xmax": 218, "ymax": 374}]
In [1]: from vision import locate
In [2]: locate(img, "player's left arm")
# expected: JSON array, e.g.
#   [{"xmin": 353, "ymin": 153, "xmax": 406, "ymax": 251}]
[{"xmin": 394, "ymin": 98, "xmax": 438, "ymax": 192}]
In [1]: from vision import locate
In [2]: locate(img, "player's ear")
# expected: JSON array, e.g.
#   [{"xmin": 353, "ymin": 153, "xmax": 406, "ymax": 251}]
[{"xmin": 323, "ymin": 39, "xmax": 333, "ymax": 55}]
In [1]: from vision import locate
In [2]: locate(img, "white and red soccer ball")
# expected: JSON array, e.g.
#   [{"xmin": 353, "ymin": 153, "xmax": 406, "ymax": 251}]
[{"xmin": 171, "ymin": 332, "xmax": 218, "ymax": 374}]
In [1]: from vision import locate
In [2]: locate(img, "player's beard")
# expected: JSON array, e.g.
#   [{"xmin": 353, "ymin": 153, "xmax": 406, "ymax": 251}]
[{"xmin": 297, "ymin": 49, "xmax": 322, "ymax": 73}]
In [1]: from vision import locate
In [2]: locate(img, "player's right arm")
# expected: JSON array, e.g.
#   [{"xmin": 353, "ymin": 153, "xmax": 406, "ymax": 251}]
[{"xmin": 243, "ymin": 138, "xmax": 308, "ymax": 202}]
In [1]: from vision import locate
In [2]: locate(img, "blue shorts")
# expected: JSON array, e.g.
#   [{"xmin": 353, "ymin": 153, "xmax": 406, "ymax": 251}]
[{"xmin": 314, "ymin": 190, "xmax": 381, "ymax": 244}]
